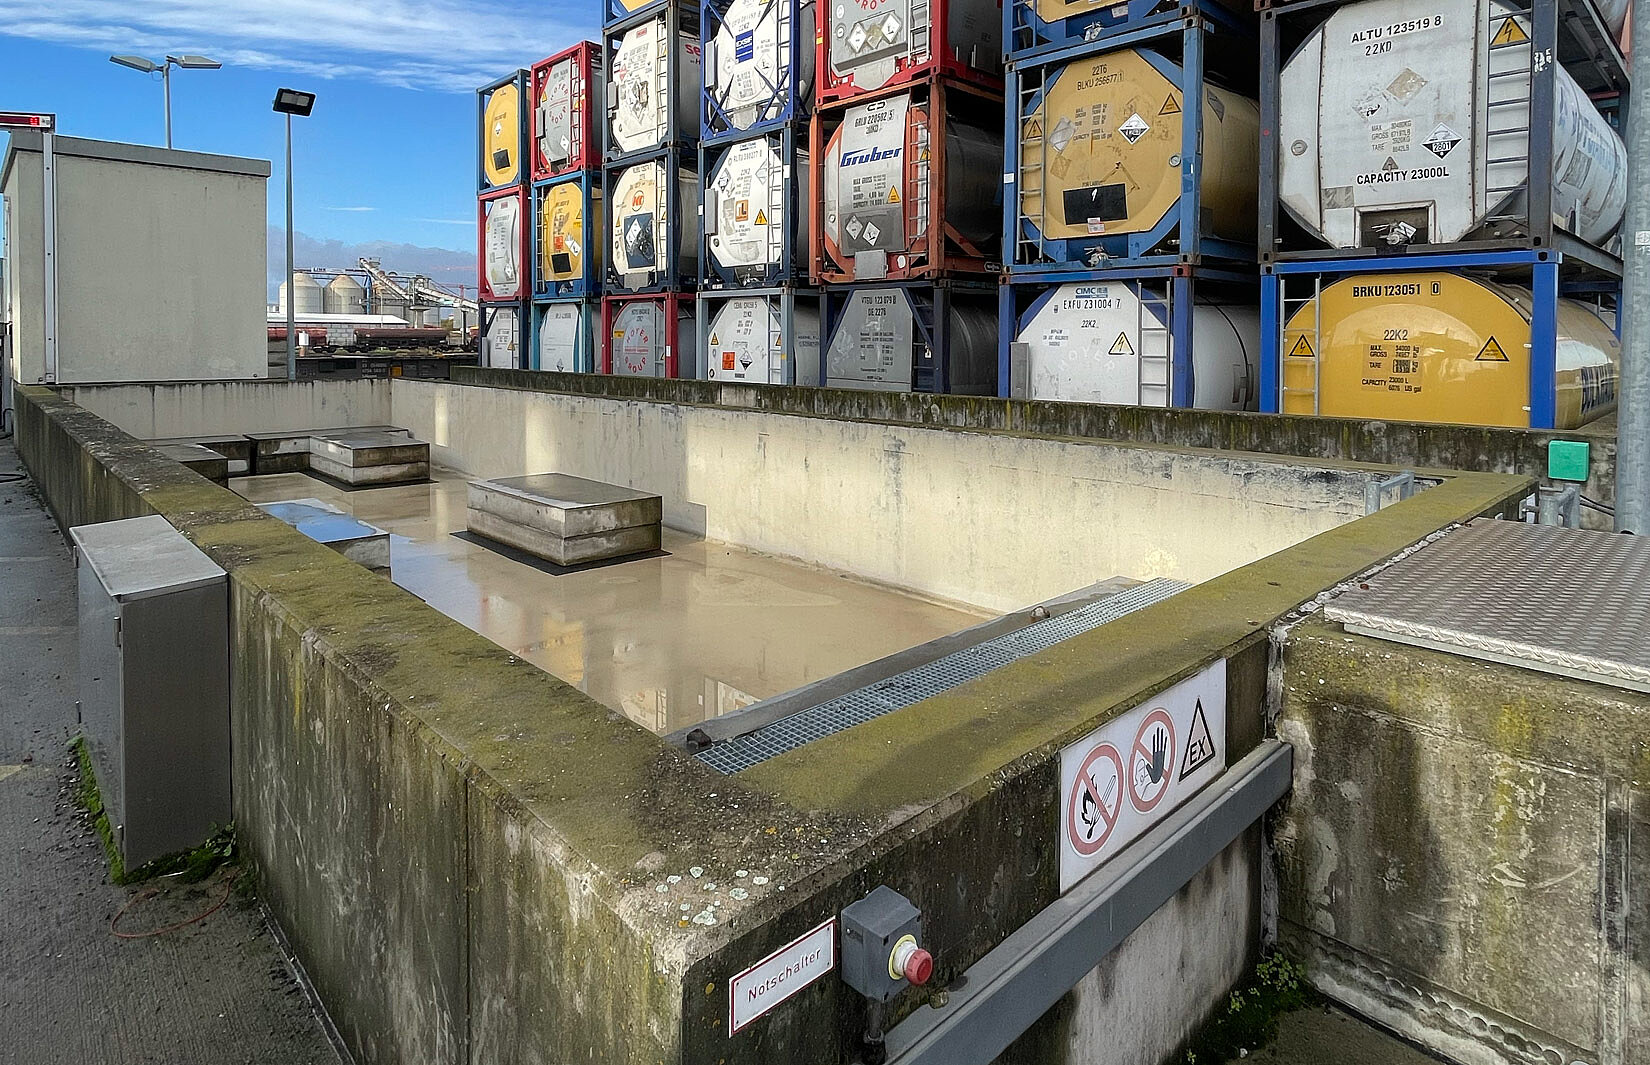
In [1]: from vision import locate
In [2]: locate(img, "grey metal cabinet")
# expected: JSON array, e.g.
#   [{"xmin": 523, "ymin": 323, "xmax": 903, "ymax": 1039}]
[{"xmin": 72, "ymin": 515, "xmax": 230, "ymax": 870}]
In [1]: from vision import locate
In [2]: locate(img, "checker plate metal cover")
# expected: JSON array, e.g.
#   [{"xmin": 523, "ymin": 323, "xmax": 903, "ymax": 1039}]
[{"xmin": 1325, "ymin": 520, "xmax": 1650, "ymax": 693}]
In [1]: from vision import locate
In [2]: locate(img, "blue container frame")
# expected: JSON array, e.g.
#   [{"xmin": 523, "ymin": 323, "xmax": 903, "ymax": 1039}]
[
  {"xmin": 532, "ymin": 171, "xmax": 605, "ymax": 299},
  {"xmin": 1004, "ymin": 14, "xmax": 1257, "ymax": 276},
  {"xmin": 479, "ymin": 301, "xmax": 532, "ymax": 370},
  {"xmin": 700, "ymin": 0, "xmax": 812, "ymax": 144},
  {"xmin": 997, "ymin": 264, "xmax": 1257, "ymax": 404},
  {"xmin": 1258, "ymin": 248, "xmax": 1623, "ymax": 431},
  {"xmin": 696, "ymin": 285, "xmax": 821, "ymax": 385},
  {"xmin": 531, "ymin": 297, "xmax": 601, "ymax": 372},
  {"xmin": 698, "ymin": 124, "xmax": 811, "ymax": 288},
  {"xmin": 820, "ymin": 280, "xmax": 998, "ymax": 395},
  {"xmin": 1257, "ymin": 0, "xmax": 1629, "ymax": 277},
  {"xmin": 1004, "ymin": 0, "xmax": 1251, "ymax": 67},
  {"xmin": 477, "ymin": 69, "xmax": 530, "ymax": 195},
  {"xmin": 605, "ymin": 0, "xmax": 681, "ymax": 31},
  {"xmin": 603, "ymin": 2, "xmax": 703, "ymax": 166},
  {"xmin": 604, "ymin": 145, "xmax": 699, "ymax": 293}
]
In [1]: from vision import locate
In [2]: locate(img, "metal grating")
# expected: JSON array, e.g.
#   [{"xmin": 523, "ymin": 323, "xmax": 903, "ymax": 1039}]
[
  {"xmin": 1326, "ymin": 520, "xmax": 1650, "ymax": 694},
  {"xmin": 695, "ymin": 578, "xmax": 1189, "ymax": 774}
]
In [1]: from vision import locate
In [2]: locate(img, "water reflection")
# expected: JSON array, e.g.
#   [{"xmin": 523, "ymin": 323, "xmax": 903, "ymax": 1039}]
[{"xmin": 233, "ymin": 470, "xmax": 987, "ymax": 735}]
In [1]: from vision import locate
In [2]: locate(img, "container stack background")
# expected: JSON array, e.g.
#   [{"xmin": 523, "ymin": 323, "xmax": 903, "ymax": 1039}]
[
  {"xmin": 601, "ymin": 0, "xmax": 704, "ymax": 377},
  {"xmin": 475, "ymin": 0, "xmax": 1634, "ymax": 432},
  {"xmin": 478, "ymin": 69, "xmax": 532, "ymax": 369},
  {"xmin": 999, "ymin": 0, "xmax": 1264, "ymax": 411},
  {"xmin": 530, "ymin": 41, "xmax": 606, "ymax": 372},
  {"xmin": 696, "ymin": 0, "xmax": 820, "ymax": 385},
  {"xmin": 810, "ymin": 0, "xmax": 1006, "ymax": 393},
  {"xmin": 1257, "ymin": 0, "xmax": 1631, "ymax": 430}
]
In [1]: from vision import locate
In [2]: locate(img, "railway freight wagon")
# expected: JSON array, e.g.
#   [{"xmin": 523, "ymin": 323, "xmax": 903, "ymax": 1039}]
[
  {"xmin": 1270, "ymin": 0, "xmax": 1628, "ymax": 256},
  {"xmin": 1278, "ymin": 270, "xmax": 1619, "ymax": 430}
]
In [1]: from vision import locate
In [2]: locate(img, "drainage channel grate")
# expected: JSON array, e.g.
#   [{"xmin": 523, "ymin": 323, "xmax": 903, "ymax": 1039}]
[{"xmin": 695, "ymin": 578, "xmax": 1189, "ymax": 775}]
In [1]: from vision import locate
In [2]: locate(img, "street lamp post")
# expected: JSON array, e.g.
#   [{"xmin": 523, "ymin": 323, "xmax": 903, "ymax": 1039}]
[
  {"xmin": 109, "ymin": 54, "xmax": 221, "ymax": 148},
  {"xmin": 273, "ymin": 89, "xmax": 317, "ymax": 383}
]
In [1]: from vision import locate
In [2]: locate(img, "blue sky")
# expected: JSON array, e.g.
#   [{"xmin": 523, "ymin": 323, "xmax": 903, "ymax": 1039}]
[{"xmin": 0, "ymin": 1, "xmax": 599, "ymax": 258}]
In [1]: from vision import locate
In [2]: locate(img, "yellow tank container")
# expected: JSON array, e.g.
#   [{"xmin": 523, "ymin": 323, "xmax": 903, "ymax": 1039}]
[
  {"xmin": 483, "ymin": 81, "xmax": 523, "ymax": 188},
  {"xmin": 1019, "ymin": 47, "xmax": 1258, "ymax": 243},
  {"xmin": 539, "ymin": 181, "xmax": 602, "ymax": 285},
  {"xmin": 1281, "ymin": 271, "xmax": 1619, "ymax": 430}
]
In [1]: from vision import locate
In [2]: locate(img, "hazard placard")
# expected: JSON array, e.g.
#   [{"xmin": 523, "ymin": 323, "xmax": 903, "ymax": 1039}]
[
  {"xmin": 1159, "ymin": 94, "xmax": 1181, "ymax": 116},
  {"xmin": 1059, "ymin": 660, "xmax": 1227, "ymax": 891},
  {"xmin": 1288, "ymin": 335, "xmax": 1316, "ymax": 358},
  {"xmin": 1475, "ymin": 336, "xmax": 1509, "ymax": 362},
  {"xmin": 1490, "ymin": 16, "xmax": 1530, "ymax": 46},
  {"xmin": 1108, "ymin": 332, "xmax": 1135, "ymax": 357}
]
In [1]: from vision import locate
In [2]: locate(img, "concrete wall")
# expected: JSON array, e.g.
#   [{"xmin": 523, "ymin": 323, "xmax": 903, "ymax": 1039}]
[
  {"xmin": 2, "ymin": 134, "xmax": 270, "ymax": 385},
  {"xmin": 1275, "ymin": 617, "xmax": 1650, "ymax": 1065},
  {"xmin": 58, "ymin": 380, "xmax": 391, "ymax": 439},
  {"xmin": 391, "ymin": 378, "xmax": 1386, "ymax": 612},
  {"xmin": 15, "ymin": 383, "xmax": 1534, "ymax": 1065},
  {"xmin": 455, "ymin": 368, "xmax": 1619, "ymax": 519}
]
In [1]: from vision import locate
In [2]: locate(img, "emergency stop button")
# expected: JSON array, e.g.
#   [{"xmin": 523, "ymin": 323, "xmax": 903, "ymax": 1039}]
[
  {"xmin": 840, "ymin": 886, "xmax": 929, "ymax": 1002},
  {"xmin": 889, "ymin": 935, "xmax": 933, "ymax": 986}
]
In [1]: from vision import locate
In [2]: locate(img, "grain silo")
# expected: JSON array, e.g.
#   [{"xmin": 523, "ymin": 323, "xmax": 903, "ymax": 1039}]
[
  {"xmin": 322, "ymin": 274, "xmax": 367, "ymax": 316},
  {"xmin": 278, "ymin": 271, "xmax": 322, "ymax": 315}
]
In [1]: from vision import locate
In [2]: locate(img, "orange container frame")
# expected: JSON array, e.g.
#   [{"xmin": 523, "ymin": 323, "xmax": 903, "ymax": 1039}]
[
  {"xmin": 809, "ymin": 76, "xmax": 1004, "ymax": 284},
  {"xmin": 529, "ymin": 41, "xmax": 604, "ymax": 182}
]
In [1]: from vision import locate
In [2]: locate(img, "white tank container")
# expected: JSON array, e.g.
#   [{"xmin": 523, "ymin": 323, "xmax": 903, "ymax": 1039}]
[
  {"xmin": 610, "ymin": 159, "xmax": 700, "ymax": 289},
  {"xmin": 821, "ymin": 93, "xmax": 1002, "ymax": 276},
  {"xmin": 538, "ymin": 303, "xmax": 592, "ymax": 372},
  {"xmin": 824, "ymin": 286, "xmax": 996, "ymax": 393},
  {"xmin": 1013, "ymin": 282, "xmax": 1258, "ymax": 410},
  {"xmin": 536, "ymin": 50, "xmax": 591, "ymax": 173},
  {"xmin": 483, "ymin": 307, "xmax": 522, "ymax": 369},
  {"xmin": 484, "ymin": 194, "xmax": 524, "ymax": 301},
  {"xmin": 1279, "ymin": 0, "xmax": 1628, "ymax": 249},
  {"xmin": 322, "ymin": 274, "xmax": 367, "ymax": 316},
  {"xmin": 608, "ymin": 18, "xmax": 703, "ymax": 156},
  {"xmin": 707, "ymin": 0, "xmax": 817, "ymax": 131},
  {"xmin": 278, "ymin": 272, "xmax": 322, "ymax": 315},
  {"xmin": 825, "ymin": 0, "xmax": 998, "ymax": 92},
  {"xmin": 611, "ymin": 299, "xmax": 698, "ymax": 377},
  {"xmin": 706, "ymin": 136, "xmax": 810, "ymax": 280},
  {"xmin": 706, "ymin": 297, "xmax": 821, "ymax": 384}
]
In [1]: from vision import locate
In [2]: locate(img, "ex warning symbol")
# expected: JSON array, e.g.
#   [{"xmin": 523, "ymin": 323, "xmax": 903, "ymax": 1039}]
[
  {"xmin": 1476, "ymin": 336, "xmax": 1509, "ymax": 362},
  {"xmin": 1180, "ymin": 699, "xmax": 1217, "ymax": 782},
  {"xmin": 1490, "ymin": 16, "xmax": 1530, "ymax": 46},
  {"xmin": 887, "ymin": 188, "xmax": 900, "ymax": 204},
  {"xmin": 1109, "ymin": 332, "xmax": 1134, "ymax": 356},
  {"xmin": 1288, "ymin": 335, "xmax": 1316, "ymax": 358},
  {"xmin": 1159, "ymin": 94, "xmax": 1181, "ymax": 116}
]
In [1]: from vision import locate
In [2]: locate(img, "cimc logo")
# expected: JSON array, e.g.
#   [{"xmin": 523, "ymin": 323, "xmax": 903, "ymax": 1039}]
[{"xmin": 841, "ymin": 145, "xmax": 900, "ymax": 167}]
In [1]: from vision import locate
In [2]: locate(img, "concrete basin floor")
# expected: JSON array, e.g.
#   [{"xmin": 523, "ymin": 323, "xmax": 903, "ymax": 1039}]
[{"xmin": 232, "ymin": 469, "xmax": 989, "ymax": 736}]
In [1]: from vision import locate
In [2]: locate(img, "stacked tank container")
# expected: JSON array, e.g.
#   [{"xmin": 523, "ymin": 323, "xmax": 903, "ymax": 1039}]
[
  {"xmin": 531, "ymin": 42, "xmax": 606, "ymax": 372},
  {"xmin": 811, "ymin": 0, "xmax": 1007, "ymax": 394},
  {"xmin": 478, "ymin": 69, "xmax": 532, "ymax": 369},
  {"xmin": 603, "ymin": 0, "xmax": 704, "ymax": 376},
  {"xmin": 1256, "ymin": 0, "xmax": 1629, "ymax": 430},
  {"xmin": 998, "ymin": 0, "xmax": 1264, "ymax": 408},
  {"xmin": 697, "ymin": 0, "xmax": 822, "ymax": 385}
]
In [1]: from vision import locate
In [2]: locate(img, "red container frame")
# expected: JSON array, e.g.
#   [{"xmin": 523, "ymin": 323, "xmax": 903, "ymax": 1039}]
[
  {"xmin": 530, "ymin": 41, "xmax": 604, "ymax": 182},
  {"xmin": 809, "ymin": 76, "xmax": 1003, "ymax": 284},
  {"xmin": 478, "ymin": 185, "xmax": 532, "ymax": 304},
  {"xmin": 815, "ymin": 0, "xmax": 1004, "ymax": 106},
  {"xmin": 601, "ymin": 291, "xmax": 694, "ymax": 377}
]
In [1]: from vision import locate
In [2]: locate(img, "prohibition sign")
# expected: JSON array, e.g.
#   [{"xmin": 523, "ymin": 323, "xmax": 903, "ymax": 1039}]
[
  {"xmin": 1128, "ymin": 708, "xmax": 1177, "ymax": 813},
  {"xmin": 1066, "ymin": 743, "xmax": 1124, "ymax": 857}
]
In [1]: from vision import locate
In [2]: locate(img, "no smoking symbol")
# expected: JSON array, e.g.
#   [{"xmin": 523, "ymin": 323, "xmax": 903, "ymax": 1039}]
[
  {"xmin": 1066, "ymin": 743, "xmax": 1123, "ymax": 857},
  {"xmin": 1128, "ymin": 709, "xmax": 1176, "ymax": 813}
]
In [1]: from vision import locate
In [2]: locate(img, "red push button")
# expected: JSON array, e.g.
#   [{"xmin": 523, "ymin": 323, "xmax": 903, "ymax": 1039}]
[{"xmin": 890, "ymin": 936, "xmax": 933, "ymax": 986}]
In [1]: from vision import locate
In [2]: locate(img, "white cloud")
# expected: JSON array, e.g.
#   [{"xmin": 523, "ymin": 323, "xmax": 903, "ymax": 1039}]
[
  {"xmin": 325, "ymin": 206, "xmax": 377, "ymax": 212},
  {"xmin": 413, "ymin": 218, "xmax": 475, "ymax": 226},
  {"xmin": 0, "ymin": 0, "xmax": 595, "ymax": 91}
]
